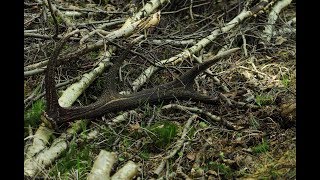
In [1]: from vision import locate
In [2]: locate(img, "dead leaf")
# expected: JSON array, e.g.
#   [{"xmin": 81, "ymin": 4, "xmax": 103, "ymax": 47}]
[
  {"xmin": 187, "ymin": 152, "xmax": 196, "ymax": 161},
  {"xmin": 275, "ymin": 36, "xmax": 287, "ymax": 45},
  {"xmin": 207, "ymin": 170, "xmax": 218, "ymax": 176},
  {"xmin": 129, "ymin": 123, "xmax": 140, "ymax": 131}
]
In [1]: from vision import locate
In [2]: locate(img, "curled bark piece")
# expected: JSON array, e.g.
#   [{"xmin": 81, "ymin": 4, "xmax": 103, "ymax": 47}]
[{"xmin": 88, "ymin": 151, "xmax": 117, "ymax": 180}]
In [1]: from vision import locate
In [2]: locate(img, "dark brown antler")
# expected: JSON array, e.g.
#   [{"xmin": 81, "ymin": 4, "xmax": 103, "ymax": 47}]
[{"xmin": 44, "ymin": 32, "xmax": 240, "ymax": 130}]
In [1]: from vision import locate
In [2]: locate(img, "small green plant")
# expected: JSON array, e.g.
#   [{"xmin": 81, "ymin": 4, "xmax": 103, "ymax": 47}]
[
  {"xmin": 199, "ymin": 121, "xmax": 209, "ymax": 128},
  {"xmin": 89, "ymin": 51, "xmax": 99, "ymax": 59},
  {"xmin": 24, "ymin": 99, "xmax": 45, "ymax": 135},
  {"xmin": 147, "ymin": 121, "xmax": 178, "ymax": 149},
  {"xmin": 252, "ymin": 139, "xmax": 269, "ymax": 154},
  {"xmin": 255, "ymin": 94, "xmax": 274, "ymax": 106},
  {"xmin": 219, "ymin": 151, "xmax": 225, "ymax": 160},
  {"xmin": 122, "ymin": 138, "xmax": 133, "ymax": 148},
  {"xmin": 139, "ymin": 151, "xmax": 150, "ymax": 160},
  {"xmin": 208, "ymin": 161, "xmax": 233, "ymax": 178},
  {"xmin": 281, "ymin": 74, "xmax": 291, "ymax": 87}
]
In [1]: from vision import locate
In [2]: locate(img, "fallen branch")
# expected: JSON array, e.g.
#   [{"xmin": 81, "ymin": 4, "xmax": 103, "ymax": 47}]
[
  {"xmin": 148, "ymin": 39, "xmax": 197, "ymax": 46},
  {"xmin": 110, "ymin": 161, "xmax": 139, "ymax": 180},
  {"xmin": 161, "ymin": 103, "xmax": 243, "ymax": 130},
  {"xmin": 262, "ymin": 0, "xmax": 293, "ymax": 42},
  {"xmin": 59, "ymin": 0, "xmax": 170, "ymax": 61},
  {"xmin": 24, "ymin": 60, "xmax": 49, "ymax": 71},
  {"xmin": 36, "ymin": 0, "xmax": 74, "ymax": 29},
  {"xmin": 24, "ymin": 32, "xmax": 80, "ymax": 41},
  {"xmin": 274, "ymin": 17, "xmax": 296, "ymax": 36},
  {"xmin": 87, "ymin": 150, "xmax": 117, "ymax": 180},
  {"xmin": 131, "ymin": 0, "xmax": 274, "ymax": 91},
  {"xmin": 162, "ymin": 104, "xmax": 221, "ymax": 122},
  {"xmin": 24, "ymin": 67, "xmax": 46, "ymax": 77}
]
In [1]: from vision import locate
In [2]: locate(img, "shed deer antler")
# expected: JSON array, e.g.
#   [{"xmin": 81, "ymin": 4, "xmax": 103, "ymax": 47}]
[{"xmin": 43, "ymin": 30, "xmax": 240, "ymax": 130}]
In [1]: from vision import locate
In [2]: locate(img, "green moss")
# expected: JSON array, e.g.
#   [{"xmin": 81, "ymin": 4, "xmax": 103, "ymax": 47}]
[{"xmin": 147, "ymin": 121, "xmax": 178, "ymax": 149}]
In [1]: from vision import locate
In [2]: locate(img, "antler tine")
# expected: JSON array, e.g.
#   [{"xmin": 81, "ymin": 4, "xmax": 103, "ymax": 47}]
[{"xmin": 44, "ymin": 30, "xmax": 79, "ymax": 126}]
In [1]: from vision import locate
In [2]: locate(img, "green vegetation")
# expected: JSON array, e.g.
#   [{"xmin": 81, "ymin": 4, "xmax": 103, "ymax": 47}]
[
  {"xmin": 139, "ymin": 151, "xmax": 150, "ymax": 160},
  {"xmin": 281, "ymin": 74, "xmax": 291, "ymax": 88},
  {"xmin": 252, "ymin": 139, "xmax": 269, "ymax": 154},
  {"xmin": 245, "ymin": 149, "xmax": 296, "ymax": 179},
  {"xmin": 89, "ymin": 51, "xmax": 100, "ymax": 59},
  {"xmin": 250, "ymin": 117, "xmax": 260, "ymax": 129},
  {"xmin": 147, "ymin": 121, "xmax": 178, "ymax": 149},
  {"xmin": 50, "ymin": 140, "xmax": 94, "ymax": 178},
  {"xmin": 199, "ymin": 121, "xmax": 209, "ymax": 128},
  {"xmin": 208, "ymin": 161, "xmax": 233, "ymax": 178},
  {"xmin": 24, "ymin": 99, "xmax": 45, "ymax": 135},
  {"xmin": 255, "ymin": 94, "xmax": 274, "ymax": 106}
]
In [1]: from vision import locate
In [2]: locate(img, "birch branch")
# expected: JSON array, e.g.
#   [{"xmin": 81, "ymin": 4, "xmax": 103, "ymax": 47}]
[
  {"xmin": 274, "ymin": 17, "xmax": 296, "ymax": 36},
  {"xmin": 62, "ymin": 0, "xmax": 169, "ymax": 61},
  {"xmin": 162, "ymin": 104, "xmax": 221, "ymax": 122},
  {"xmin": 87, "ymin": 151, "xmax": 117, "ymax": 180},
  {"xmin": 131, "ymin": 1, "xmax": 273, "ymax": 91},
  {"xmin": 262, "ymin": 0, "xmax": 293, "ymax": 42},
  {"xmin": 110, "ymin": 161, "xmax": 139, "ymax": 180}
]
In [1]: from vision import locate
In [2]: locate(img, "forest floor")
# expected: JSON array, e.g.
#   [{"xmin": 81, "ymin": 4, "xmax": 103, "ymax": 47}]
[{"xmin": 24, "ymin": 0, "xmax": 296, "ymax": 179}]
